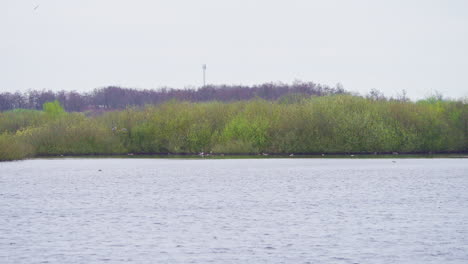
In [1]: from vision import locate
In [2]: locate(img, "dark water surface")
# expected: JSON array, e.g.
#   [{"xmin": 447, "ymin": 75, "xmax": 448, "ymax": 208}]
[{"xmin": 1, "ymin": 158, "xmax": 467, "ymax": 263}]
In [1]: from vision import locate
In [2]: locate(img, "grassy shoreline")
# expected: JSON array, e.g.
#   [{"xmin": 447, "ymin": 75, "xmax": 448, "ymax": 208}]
[
  {"xmin": 1, "ymin": 95, "xmax": 466, "ymax": 161},
  {"xmin": 3, "ymin": 151, "xmax": 468, "ymax": 162},
  {"xmin": 24, "ymin": 151, "xmax": 468, "ymax": 160}
]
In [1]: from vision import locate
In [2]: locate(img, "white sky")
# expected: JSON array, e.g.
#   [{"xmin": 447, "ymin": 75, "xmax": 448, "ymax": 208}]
[{"xmin": 1, "ymin": 0, "xmax": 467, "ymax": 99}]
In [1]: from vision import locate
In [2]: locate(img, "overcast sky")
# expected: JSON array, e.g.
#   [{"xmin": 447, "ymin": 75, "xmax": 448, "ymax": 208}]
[{"xmin": 2, "ymin": 0, "xmax": 467, "ymax": 99}]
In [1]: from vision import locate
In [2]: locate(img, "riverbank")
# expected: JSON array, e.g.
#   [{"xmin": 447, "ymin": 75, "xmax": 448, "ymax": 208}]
[
  {"xmin": 25, "ymin": 151, "xmax": 468, "ymax": 161},
  {"xmin": 1, "ymin": 95, "xmax": 466, "ymax": 161},
  {"xmin": 4, "ymin": 153, "xmax": 468, "ymax": 162}
]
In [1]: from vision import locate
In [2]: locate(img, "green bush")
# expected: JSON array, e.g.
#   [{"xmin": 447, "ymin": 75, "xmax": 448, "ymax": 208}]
[
  {"xmin": 0, "ymin": 95, "xmax": 466, "ymax": 160},
  {"xmin": 0, "ymin": 133, "xmax": 34, "ymax": 161}
]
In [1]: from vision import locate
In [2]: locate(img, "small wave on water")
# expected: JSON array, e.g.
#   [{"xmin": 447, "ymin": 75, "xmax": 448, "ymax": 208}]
[{"xmin": 0, "ymin": 158, "xmax": 467, "ymax": 263}]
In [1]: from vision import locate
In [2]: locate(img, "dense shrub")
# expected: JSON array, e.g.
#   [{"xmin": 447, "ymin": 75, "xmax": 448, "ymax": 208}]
[
  {"xmin": 0, "ymin": 95, "xmax": 466, "ymax": 160},
  {"xmin": 0, "ymin": 133, "xmax": 34, "ymax": 161}
]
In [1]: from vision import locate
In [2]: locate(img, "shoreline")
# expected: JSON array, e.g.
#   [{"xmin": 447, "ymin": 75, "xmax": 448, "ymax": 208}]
[
  {"xmin": 3, "ymin": 147, "xmax": 468, "ymax": 162},
  {"xmin": 31, "ymin": 151, "xmax": 468, "ymax": 160}
]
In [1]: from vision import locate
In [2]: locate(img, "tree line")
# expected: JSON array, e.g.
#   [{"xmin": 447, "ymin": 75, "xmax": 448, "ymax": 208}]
[
  {"xmin": 1, "ymin": 94, "xmax": 466, "ymax": 161},
  {"xmin": 0, "ymin": 82, "xmax": 347, "ymax": 112}
]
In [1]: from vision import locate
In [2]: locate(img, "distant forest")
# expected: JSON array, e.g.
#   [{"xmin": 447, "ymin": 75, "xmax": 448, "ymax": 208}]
[
  {"xmin": 0, "ymin": 82, "xmax": 349, "ymax": 112},
  {"xmin": 1, "ymin": 81, "xmax": 466, "ymax": 161}
]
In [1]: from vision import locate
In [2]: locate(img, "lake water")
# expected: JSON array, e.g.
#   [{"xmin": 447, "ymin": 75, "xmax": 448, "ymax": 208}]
[{"xmin": 1, "ymin": 158, "xmax": 467, "ymax": 263}]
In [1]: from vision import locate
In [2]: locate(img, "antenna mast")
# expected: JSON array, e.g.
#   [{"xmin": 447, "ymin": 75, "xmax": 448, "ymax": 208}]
[{"xmin": 202, "ymin": 64, "xmax": 207, "ymax": 87}]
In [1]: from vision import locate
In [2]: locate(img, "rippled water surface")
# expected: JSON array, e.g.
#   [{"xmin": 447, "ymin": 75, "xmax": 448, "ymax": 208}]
[{"xmin": 1, "ymin": 158, "xmax": 467, "ymax": 263}]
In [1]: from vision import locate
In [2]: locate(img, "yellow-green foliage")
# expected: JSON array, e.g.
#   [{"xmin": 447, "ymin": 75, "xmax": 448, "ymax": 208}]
[
  {"xmin": 0, "ymin": 133, "xmax": 34, "ymax": 161},
  {"xmin": 43, "ymin": 100, "xmax": 65, "ymax": 118},
  {"xmin": 19, "ymin": 113, "xmax": 126, "ymax": 155},
  {"xmin": 0, "ymin": 95, "xmax": 466, "ymax": 160},
  {"xmin": 0, "ymin": 109, "xmax": 47, "ymax": 133}
]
